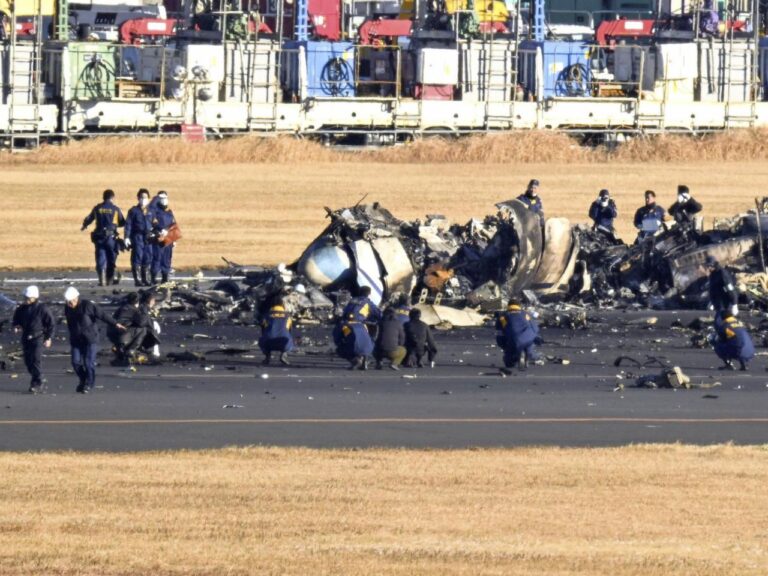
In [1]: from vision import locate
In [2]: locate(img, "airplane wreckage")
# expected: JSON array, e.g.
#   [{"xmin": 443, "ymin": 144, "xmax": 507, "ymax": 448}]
[{"xmin": 214, "ymin": 199, "xmax": 768, "ymax": 327}]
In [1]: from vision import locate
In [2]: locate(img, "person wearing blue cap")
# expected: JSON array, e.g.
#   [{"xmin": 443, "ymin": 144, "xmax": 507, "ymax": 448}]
[{"xmin": 517, "ymin": 179, "xmax": 543, "ymax": 217}]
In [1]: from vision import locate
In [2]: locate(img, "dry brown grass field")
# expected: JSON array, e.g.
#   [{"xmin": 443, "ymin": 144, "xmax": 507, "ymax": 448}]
[
  {"xmin": 1, "ymin": 157, "xmax": 768, "ymax": 270},
  {"xmin": 1, "ymin": 445, "xmax": 767, "ymax": 576}
]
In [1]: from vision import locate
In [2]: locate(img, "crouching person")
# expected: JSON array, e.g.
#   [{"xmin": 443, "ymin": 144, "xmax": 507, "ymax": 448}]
[
  {"xmin": 404, "ymin": 308, "xmax": 437, "ymax": 368},
  {"xmin": 713, "ymin": 313, "xmax": 755, "ymax": 371},
  {"xmin": 259, "ymin": 299, "xmax": 294, "ymax": 366},
  {"xmin": 374, "ymin": 308, "xmax": 406, "ymax": 370},
  {"xmin": 334, "ymin": 314, "xmax": 374, "ymax": 371},
  {"xmin": 496, "ymin": 298, "xmax": 541, "ymax": 372},
  {"xmin": 109, "ymin": 292, "xmax": 148, "ymax": 365}
]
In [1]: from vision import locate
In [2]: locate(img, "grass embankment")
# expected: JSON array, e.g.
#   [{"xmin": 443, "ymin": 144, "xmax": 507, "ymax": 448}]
[
  {"xmin": 2, "ymin": 131, "xmax": 768, "ymax": 271},
  {"xmin": 1, "ymin": 445, "xmax": 766, "ymax": 575}
]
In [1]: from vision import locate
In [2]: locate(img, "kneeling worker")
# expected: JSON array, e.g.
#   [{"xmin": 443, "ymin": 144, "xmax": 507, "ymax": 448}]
[
  {"xmin": 259, "ymin": 298, "xmax": 294, "ymax": 366},
  {"xmin": 334, "ymin": 313, "xmax": 375, "ymax": 371},
  {"xmin": 404, "ymin": 308, "xmax": 437, "ymax": 368},
  {"xmin": 496, "ymin": 298, "xmax": 541, "ymax": 371},
  {"xmin": 374, "ymin": 308, "xmax": 406, "ymax": 370},
  {"xmin": 713, "ymin": 313, "xmax": 754, "ymax": 371}
]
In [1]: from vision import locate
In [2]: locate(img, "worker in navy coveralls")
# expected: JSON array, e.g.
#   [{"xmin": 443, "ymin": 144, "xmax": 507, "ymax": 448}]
[
  {"xmin": 517, "ymin": 179, "xmax": 544, "ymax": 217},
  {"xmin": 713, "ymin": 313, "xmax": 754, "ymax": 371},
  {"xmin": 124, "ymin": 188, "xmax": 154, "ymax": 287},
  {"xmin": 12, "ymin": 285, "xmax": 55, "ymax": 394},
  {"xmin": 259, "ymin": 299, "xmax": 295, "ymax": 366},
  {"xmin": 588, "ymin": 189, "xmax": 618, "ymax": 239},
  {"xmin": 149, "ymin": 190, "xmax": 177, "ymax": 285},
  {"xmin": 495, "ymin": 298, "xmax": 541, "ymax": 371},
  {"xmin": 81, "ymin": 189, "xmax": 125, "ymax": 286},
  {"xmin": 633, "ymin": 190, "xmax": 666, "ymax": 242}
]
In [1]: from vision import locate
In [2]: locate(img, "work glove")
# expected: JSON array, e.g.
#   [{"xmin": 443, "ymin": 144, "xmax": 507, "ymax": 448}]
[
  {"xmin": 730, "ymin": 304, "xmax": 739, "ymax": 317},
  {"xmin": 708, "ymin": 304, "xmax": 715, "ymax": 311},
  {"xmin": 124, "ymin": 238, "xmax": 132, "ymax": 249}
]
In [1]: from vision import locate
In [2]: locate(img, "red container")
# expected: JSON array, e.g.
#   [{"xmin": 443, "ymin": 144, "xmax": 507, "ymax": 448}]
[{"xmin": 414, "ymin": 84, "xmax": 454, "ymax": 101}]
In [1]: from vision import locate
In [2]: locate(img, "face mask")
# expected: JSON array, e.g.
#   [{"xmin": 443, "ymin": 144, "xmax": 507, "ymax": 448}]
[
  {"xmin": 159, "ymin": 197, "xmax": 169, "ymax": 207},
  {"xmin": 678, "ymin": 194, "xmax": 689, "ymax": 203},
  {"xmin": 140, "ymin": 198, "xmax": 149, "ymax": 207}
]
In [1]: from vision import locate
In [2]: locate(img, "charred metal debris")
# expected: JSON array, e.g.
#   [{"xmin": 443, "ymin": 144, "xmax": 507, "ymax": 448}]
[{"xmin": 162, "ymin": 198, "xmax": 768, "ymax": 327}]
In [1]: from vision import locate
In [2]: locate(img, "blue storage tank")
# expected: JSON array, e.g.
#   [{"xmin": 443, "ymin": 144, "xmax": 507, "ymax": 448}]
[
  {"xmin": 283, "ymin": 40, "xmax": 356, "ymax": 98},
  {"xmin": 518, "ymin": 40, "xmax": 593, "ymax": 101}
]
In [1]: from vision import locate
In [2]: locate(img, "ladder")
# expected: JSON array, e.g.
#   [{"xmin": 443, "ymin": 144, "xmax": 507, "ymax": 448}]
[
  {"xmin": 7, "ymin": 0, "xmax": 44, "ymax": 151},
  {"xmin": 294, "ymin": 0, "xmax": 308, "ymax": 41}
]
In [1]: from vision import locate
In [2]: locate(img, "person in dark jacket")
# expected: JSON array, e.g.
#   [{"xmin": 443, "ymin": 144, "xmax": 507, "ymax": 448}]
[
  {"xmin": 81, "ymin": 189, "xmax": 125, "ymax": 286},
  {"xmin": 374, "ymin": 308, "xmax": 406, "ymax": 370},
  {"xmin": 404, "ymin": 308, "xmax": 437, "ymax": 368},
  {"xmin": 705, "ymin": 255, "xmax": 739, "ymax": 318},
  {"xmin": 633, "ymin": 190, "xmax": 666, "ymax": 242},
  {"xmin": 124, "ymin": 189, "xmax": 154, "ymax": 287},
  {"xmin": 588, "ymin": 189, "xmax": 618, "ymax": 238},
  {"xmin": 12, "ymin": 285, "xmax": 55, "ymax": 393},
  {"xmin": 391, "ymin": 294, "xmax": 411, "ymax": 325},
  {"xmin": 334, "ymin": 315, "xmax": 375, "ymax": 370},
  {"xmin": 108, "ymin": 292, "xmax": 151, "ymax": 365},
  {"xmin": 713, "ymin": 313, "xmax": 754, "ymax": 371},
  {"xmin": 517, "ymin": 179, "xmax": 543, "ymax": 216},
  {"xmin": 138, "ymin": 291, "xmax": 162, "ymax": 361},
  {"xmin": 259, "ymin": 299, "xmax": 294, "ymax": 366},
  {"xmin": 669, "ymin": 185, "xmax": 703, "ymax": 227},
  {"xmin": 64, "ymin": 287, "xmax": 125, "ymax": 394},
  {"xmin": 495, "ymin": 298, "xmax": 541, "ymax": 371}
]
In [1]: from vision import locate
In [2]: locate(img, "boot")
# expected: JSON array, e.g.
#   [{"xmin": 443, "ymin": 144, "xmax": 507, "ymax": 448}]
[
  {"xmin": 112, "ymin": 270, "xmax": 121, "ymax": 285},
  {"xmin": 279, "ymin": 352, "xmax": 290, "ymax": 366},
  {"xmin": 518, "ymin": 350, "xmax": 528, "ymax": 372},
  {"xmin": 140, "ymin": 266, "xmax": 150, "ymax": 287},
  {"xmin": 161, "ymin": 272, "xmax": 169, "ymax": 284},
  {"xmin": 132, "ymin": 267, "xmax": 142, "ymax": 287},
  {"xmin": 262, "ymin": 353, "xmax": 272, "ymax": 366},
  {"xmin": 151, "ymin": 273, "xmax": 158, "ymax": 285},
  {"xmin": 360, "ymin": 357, "xmax": 369, "ymax": 371},
  {"xmin": 97, "ymin": 270, "xmax": 106, "ymax": 287}
]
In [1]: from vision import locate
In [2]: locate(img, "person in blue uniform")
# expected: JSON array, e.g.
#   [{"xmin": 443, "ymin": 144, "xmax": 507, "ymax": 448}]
[
  {"xmin": 259, "ymin": 299, "xmax": 295, "ymax": 366},
  {"xmin": 391, "ymin": 294, "xmax": 411, "ymax": 325},
  {"xmin": 633, "ymin": 190, "xmax": 666, "ymax": 242},
  {"xmin": 149, "ymin": 191, "xmax": 176, "ymax": 284},
  {"xmin": 12, "ymin": 285, "xmax": 55, "ymax": 394},
  {"xmin": 705, "ymin": 255, "xmax": 739, "ymax": 319},
  {"xmin": 342, "ymin": 286, "xmax": 382, "ymax": 324},
  {"xmin": 63, "ymin": 287, "xmax": 125, "ymax": 394},
  {"xmin": 81, "ymin": 189, "xmax": 125, "ymax": 286},
  {"xmin": 124, "ymin": 189, "xmax": 154, "ymax": 287},
  {"xmin": 334, "ymin": 313, "xmax": 375, "ymax": 371},
  {"xmin": 712, "ymin": 313, "xmax": 754, "ymax": 371},
  {"xmin": 588, "ymin": 189, "xmax": 618, "ymax": 239},
  {"xmin": 517, "ymin": 179, "xmax": 543, "ymax": 217},
  {"xmin": 495, "ymin": 298, "xmax": 541, "ymax": 371}
]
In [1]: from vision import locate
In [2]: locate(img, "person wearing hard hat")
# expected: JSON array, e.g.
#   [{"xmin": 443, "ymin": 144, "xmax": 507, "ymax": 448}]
[
  {"xmin": 63, "ymin": 287, "xmax": 126, "ymax": 394},
  {"xmin": 11, "ymin": 286, "xmax": 55, "ymax": 394}
]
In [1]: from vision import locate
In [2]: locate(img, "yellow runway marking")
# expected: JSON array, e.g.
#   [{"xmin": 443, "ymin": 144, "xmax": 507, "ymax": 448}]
[{"xmin": 1, "ymin": 418, "xmax": 768, "ymax": 426}]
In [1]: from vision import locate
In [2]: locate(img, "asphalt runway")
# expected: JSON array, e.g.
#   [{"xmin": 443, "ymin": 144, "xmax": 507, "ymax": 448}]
[{"xmin": 1, "ymin": 279, "xmax": 767, "ymax": 451}]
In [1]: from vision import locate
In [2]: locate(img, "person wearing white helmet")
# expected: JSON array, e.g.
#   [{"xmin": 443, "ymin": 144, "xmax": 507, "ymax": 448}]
[
  {"xmin": 11, "ymin": 285, "xmax": 55, "ymax": 394},
  {"xmin": 63, "ymin": 286, "xmax": 126, "ymax": 394}
]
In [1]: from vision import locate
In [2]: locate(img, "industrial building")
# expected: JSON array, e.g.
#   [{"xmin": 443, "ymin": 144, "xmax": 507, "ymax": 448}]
[{"xmin": 0, "ymin": 0, "xmax": 767, "ymax": 149}]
